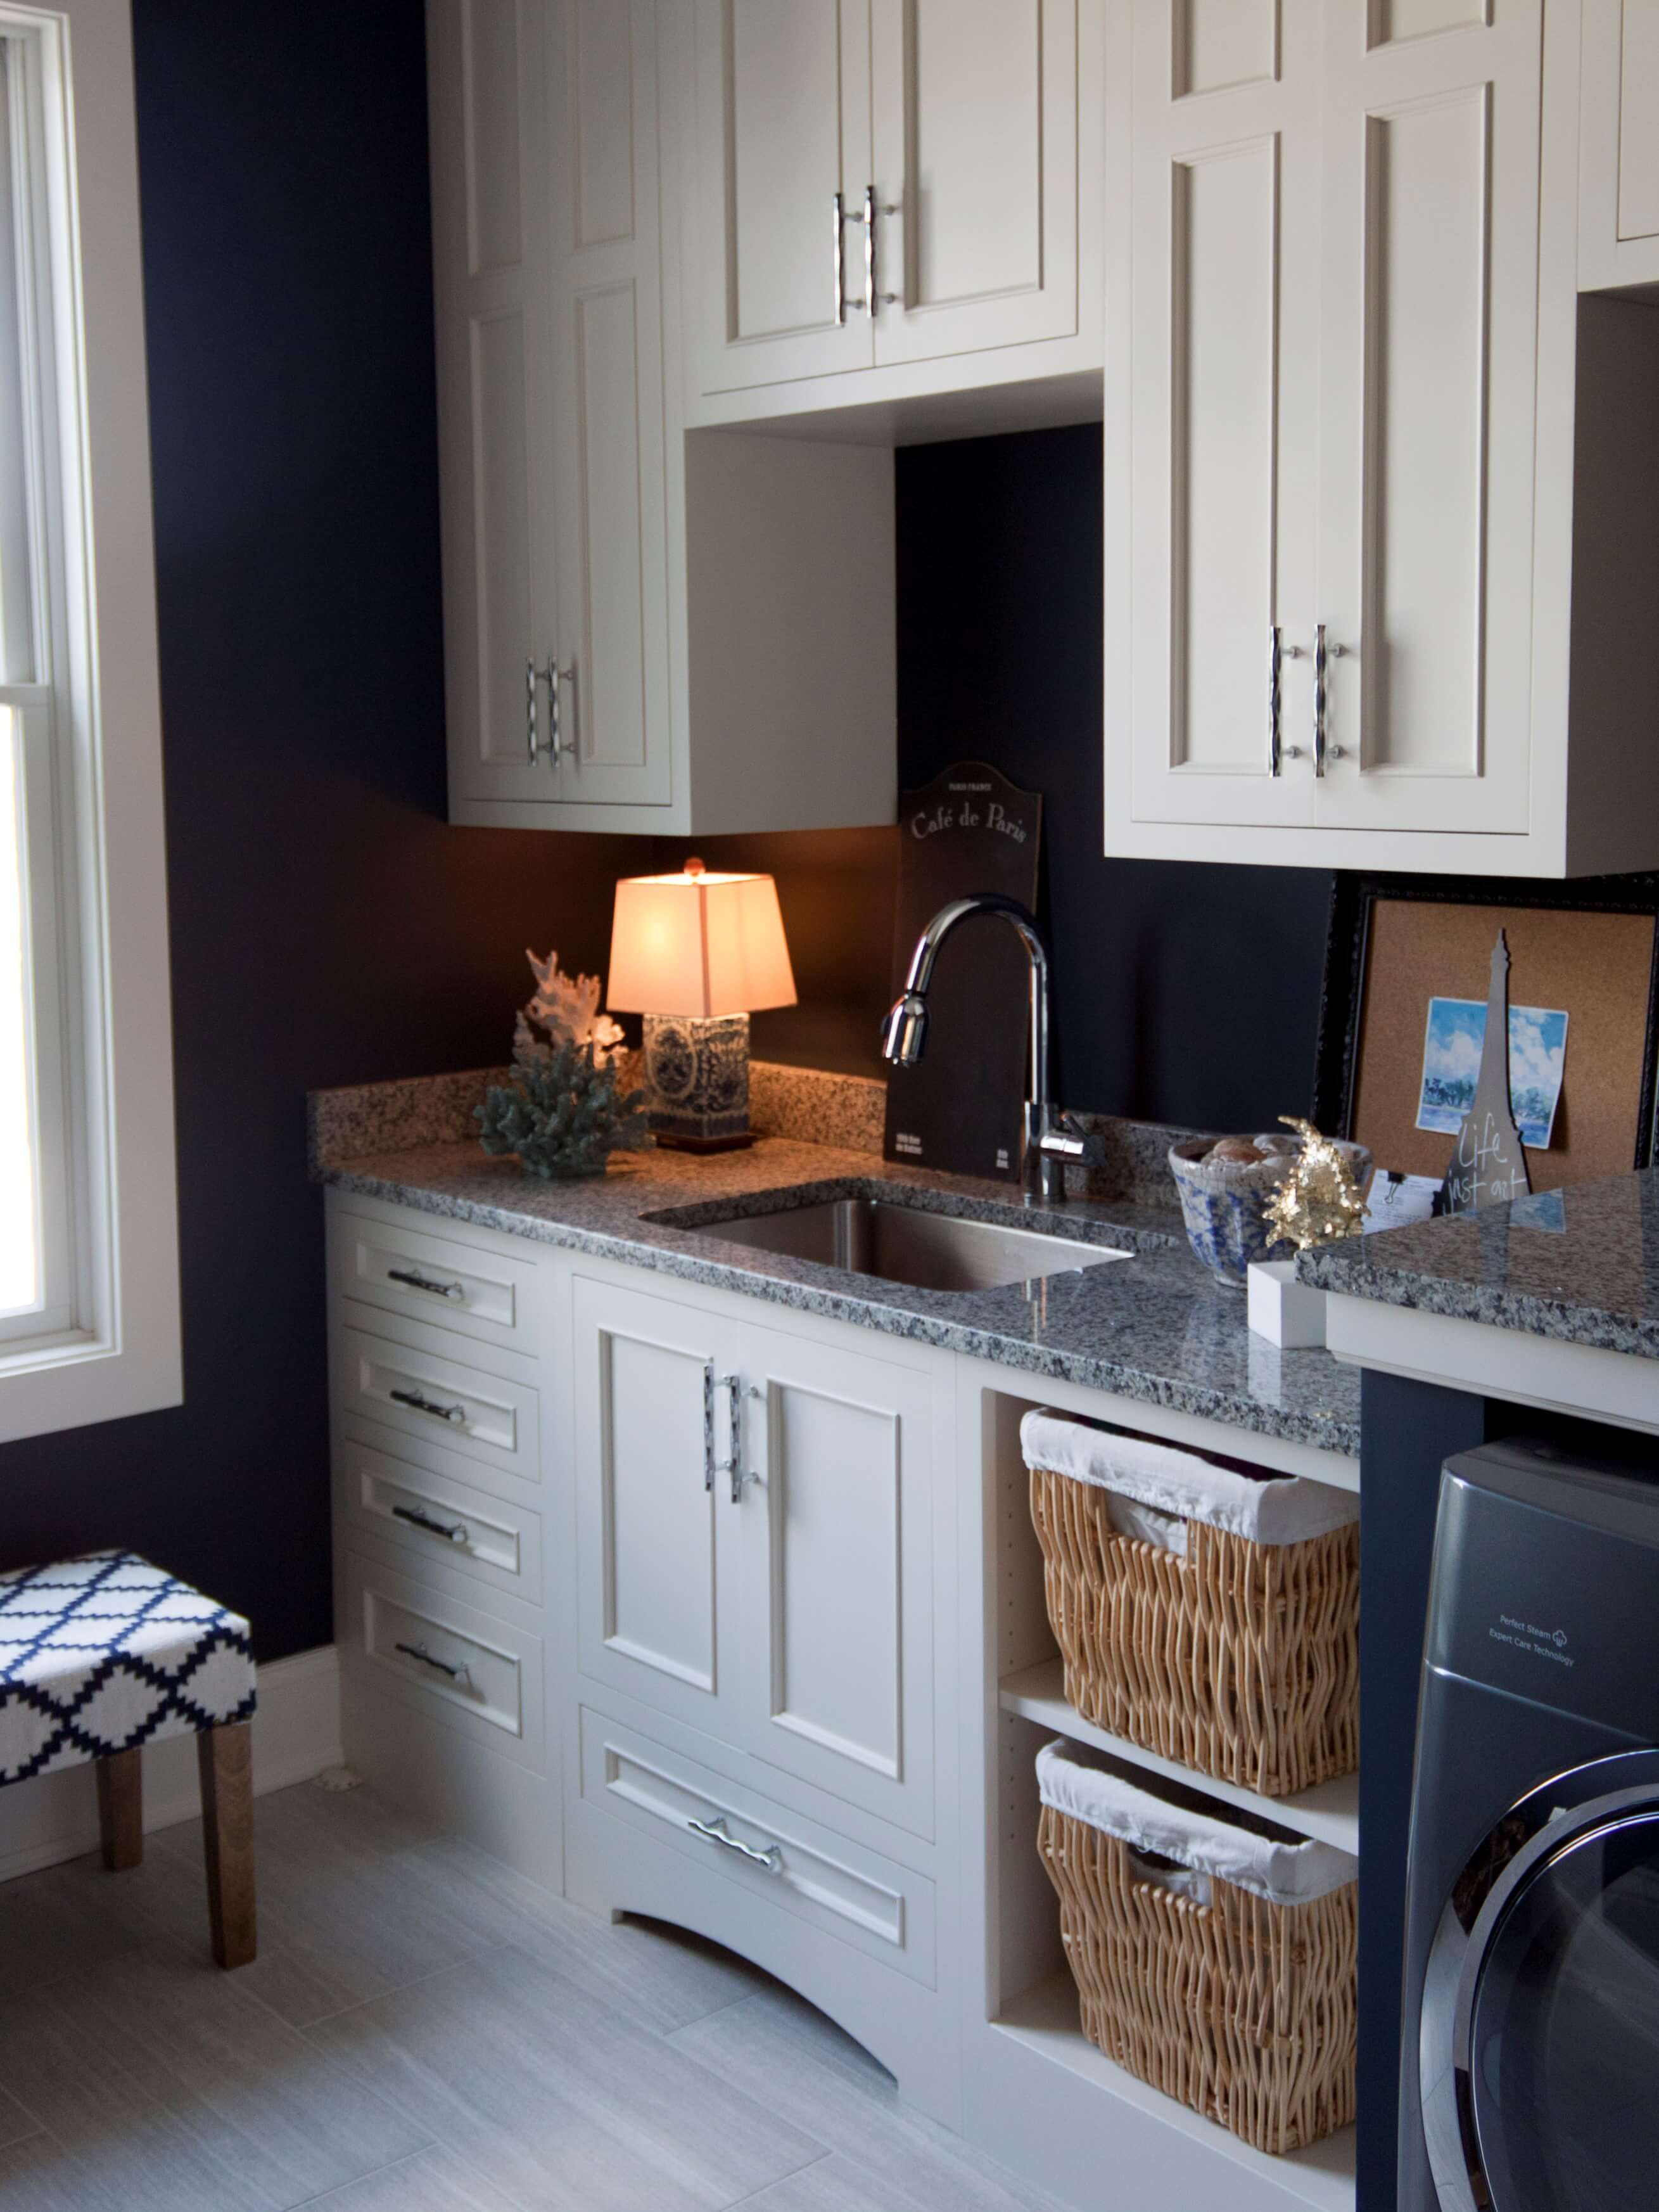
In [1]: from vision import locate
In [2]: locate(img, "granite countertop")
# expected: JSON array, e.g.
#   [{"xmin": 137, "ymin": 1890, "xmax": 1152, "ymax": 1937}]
[
  {"xmin": 315, "ymin": 1134, "xmax": 1361, "ymax": 1457},
  {"xmin": 1299, "ymin": 1167, "xmax": 1659, "ymax": 1362}
]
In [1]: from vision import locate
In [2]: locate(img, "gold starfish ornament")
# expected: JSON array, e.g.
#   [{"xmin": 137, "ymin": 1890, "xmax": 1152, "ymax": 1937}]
[{"xmin": 1263, "ymin": 1117, "xmax": 1368, "ymax": 1252}]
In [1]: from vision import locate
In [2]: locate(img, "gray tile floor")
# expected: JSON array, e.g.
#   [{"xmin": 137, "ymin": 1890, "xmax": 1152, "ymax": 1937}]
[{"xmin": 0, "ymin": 1777, "xmax": 1064, "ymax": 2212}]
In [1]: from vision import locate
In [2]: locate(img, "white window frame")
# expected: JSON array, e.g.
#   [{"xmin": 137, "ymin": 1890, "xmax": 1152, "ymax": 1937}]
[{"xmin": 0, "ymin": 0, "xmax": 179, "ymax": 1443}]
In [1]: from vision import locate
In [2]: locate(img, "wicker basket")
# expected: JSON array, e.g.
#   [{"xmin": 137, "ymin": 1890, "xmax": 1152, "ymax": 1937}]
[
  {"xmin": 1037, "ymin": 1743, "xmax": 1357, "ymax": 2154},
  {"xmin": 1024, "ymin": 1410, "xmax": 1359, "ymax": 1798}
]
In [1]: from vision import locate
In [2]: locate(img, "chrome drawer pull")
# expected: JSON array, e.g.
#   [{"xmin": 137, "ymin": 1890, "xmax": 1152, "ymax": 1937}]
[
  {"xmin": 390, "ymin": 1387, "xmax": 466, "ymax": 1425},
  {"xmin": 394, "ymin": 1639, "xmax": 470, "ymax": 1684},
  {"xmin": 391, "ymin": 1502, "xmax": 469, "ymax": 1546},
  {"xmin": 687, "ymin": 1813, "xmax": 783, "ymax": 1874},
  {"xmin": 387, "ymin": 1266, "xmax": 464, "ymax": 1301}
]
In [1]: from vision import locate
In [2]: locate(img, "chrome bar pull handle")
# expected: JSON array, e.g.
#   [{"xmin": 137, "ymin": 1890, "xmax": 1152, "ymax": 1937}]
[
  {"xmin": 547, "ymin": 656, "xmax": 577, "ymax": 762},
  {"xmin": 395, "ymin": 1640, "xmax": 470, "ymax": 1684},
  {"xmin": 1314, "ymin": 627, "xmax": 1351, "ymax": 770},
  {"xmin": 528, "ymin": 655, "xmax": 575, "ymax": 764},
  {"xmin": 861, "ymin": 183, "xmax": 876, "ymax": 318},
  {"xmin": 687, "ymin": 1814, "xmax": 783, "ymax": 1874},
  {"xmin": 1314, "ymin": 623, "xmax": 1328, "ymax": 776},
  {"xmin": 702, "ymin": 1360, "xmax": 715, "ymax": 1492},
  {"xmin": 387, "ymin": 1266, "xmax": 464, "ymax": 1301},
  {"xmin": 390, "ymin": 1387, "xmax": 466, "ymax": 1426},
  {"xmin": 392, "ymin": 1503, "xmax": 469, "ymax": 1546},
  {"xmin": 1268, "ymin": 626, "xmax": 1283, "ymax": 777},
  {"xmin": 833, "ymin": 190, "xmax": 846, "ymax": 325},
  {"xmin": 713, "ymin": 1372, "xmax": 741, "ymax": 1489}
]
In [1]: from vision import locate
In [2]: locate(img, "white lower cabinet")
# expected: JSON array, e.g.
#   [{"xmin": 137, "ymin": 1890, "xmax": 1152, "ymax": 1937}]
[
  {"xmin": 326, "ymin": 1191, "xmax": 1361, "ymax": 2204},
  {"xmin": 573, "ymin": 1272, "xmax": 939, "ymax": 1839},
  {"xmin": 578, "ymin": 1704, "xmax": 936, "ymax": 1985}
]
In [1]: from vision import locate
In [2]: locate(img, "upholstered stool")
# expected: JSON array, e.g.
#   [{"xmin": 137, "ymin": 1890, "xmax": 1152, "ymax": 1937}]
[{"xmin": 0, "ymin": 1551, "xmax": 258, "ymax": 1967}]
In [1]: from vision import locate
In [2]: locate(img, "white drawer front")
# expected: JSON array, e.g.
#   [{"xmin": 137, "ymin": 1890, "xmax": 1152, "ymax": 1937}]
[
  {"xmin": 331, "ymin": 1208, "xmax": 541, "ymax": 1354},
  {"xmin": 342, "ymin": 1550, "xmax": 542, "ymax": 1765},
  {"xmin": 336, "ymin": 1432, "xmax": 542, "ymax": 1605},
  {"xmin": 578, "ymin": 1707, "xmax": 935, "ymax": 1985},
  {"xmin": 337, "ymin": 1324, "xmax": 538, "ymax": 1483}
]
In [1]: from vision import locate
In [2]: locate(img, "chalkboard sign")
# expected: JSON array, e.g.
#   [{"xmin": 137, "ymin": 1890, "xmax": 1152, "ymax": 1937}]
[{"xmin": 883, "ymin": 762, "xmax": 1042, "ymax": 1180}]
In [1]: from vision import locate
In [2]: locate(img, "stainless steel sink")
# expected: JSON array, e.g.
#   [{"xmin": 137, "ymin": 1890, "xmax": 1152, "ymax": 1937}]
[{"xmin": 667, "ymin": 1196, "xmax": 1133, "ymax": 1295}]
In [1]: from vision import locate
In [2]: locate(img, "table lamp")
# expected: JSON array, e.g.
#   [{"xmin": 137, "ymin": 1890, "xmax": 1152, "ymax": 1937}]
[{"xmin": 606, "ymin": 858, "xmax": 797, "ymax": 1151}]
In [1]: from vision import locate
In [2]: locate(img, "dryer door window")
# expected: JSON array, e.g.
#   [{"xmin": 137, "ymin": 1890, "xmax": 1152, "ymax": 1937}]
[{"xmin": 1468, "ymin": 1810, "xmax": 1659, "ymax": 2211}]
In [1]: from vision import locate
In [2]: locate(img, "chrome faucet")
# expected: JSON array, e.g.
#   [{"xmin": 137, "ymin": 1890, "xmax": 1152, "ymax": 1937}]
[{"xmin": 880, "ymin": 893, "xmax": 1093, "ymax": 1205}]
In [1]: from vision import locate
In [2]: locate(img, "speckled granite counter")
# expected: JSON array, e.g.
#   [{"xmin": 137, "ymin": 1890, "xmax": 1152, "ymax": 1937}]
[
  {"xmin": 1300, "ymin": 1168, "xmax": 1659, "ymax": 1362},
  {"xmin": 314, "ymin": 1132, "xmax": 1361, "ymax": 1457}
]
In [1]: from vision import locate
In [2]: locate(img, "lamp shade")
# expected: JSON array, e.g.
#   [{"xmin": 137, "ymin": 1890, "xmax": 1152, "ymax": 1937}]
[{"xmin": 606, "ymin": 860, "xmax": 797, "ymax": 1018}]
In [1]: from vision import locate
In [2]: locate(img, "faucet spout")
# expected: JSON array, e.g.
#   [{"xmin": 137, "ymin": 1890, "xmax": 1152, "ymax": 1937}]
[{"xmin": 880, "ymin": 893, "xmax": 1066, "ymax": 1202}]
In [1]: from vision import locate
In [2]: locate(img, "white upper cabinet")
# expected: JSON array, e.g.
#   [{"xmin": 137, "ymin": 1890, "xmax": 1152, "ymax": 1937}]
[
  {"xmin": 1580, "ymin": 0, "xmax": 1659, "ymax": 290},
  {"xmin": 689, "ymin": 0, "xmax": 1099, "ymax": 421},
  {"xmin": 1312, "ymin": 0, "xmax": 1542, "ymax": 838},
  {"xmin": 1124, "ymin": 0, "xmax": 1323, "ymax": 831},
  {"xmin": 868, "ymin": 0, "xmax": 1080, "ymax": 364},
  {"xmin": 429, "ymin": 0, "xmax": 671, "ymax": 817},
  {"xmin": 428, "ymin": 0, "xmax": 557, "ymax": 811},
  {"xmin": 1106, "ymin": 0, "xmax": 1659, "ymax": 876},
  {"xmin": 695, "ymin": 0, "xmax": 876, "ymax": 390},
  {"xmin": 428, "ymin": 0, "xmax": 898, "ymax": 834},
  {"xmin": 545, "ymin": 0, "xmax": 673, "ymax": 807}
]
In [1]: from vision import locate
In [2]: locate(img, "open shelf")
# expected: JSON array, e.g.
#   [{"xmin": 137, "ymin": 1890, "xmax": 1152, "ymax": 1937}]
[
  {"xmin": 998, "ymin": 1657, "xmax": 1359, "ymax": 1854},
  {"xmin": 994, "ymin": 1973, "xmax": 1357, "ymax": 2212}
]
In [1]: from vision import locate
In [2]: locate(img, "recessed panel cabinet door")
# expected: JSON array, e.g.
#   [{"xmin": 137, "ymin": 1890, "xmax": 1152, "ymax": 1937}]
[
  {"xmin": 869, "ymin": 0, "xmax": 1079, "ymax": 365},
  {"xmin": 696, "ymin": 0, "xmax": 877, "ymax": 391},
  {"xmin": 1126, "ymin": 0, "xmax": 1323, "ymax": 829},
  {"xmin": 429, "ymin": 0, "xmax": 560, "ymax": 807},
  {"xmin": 546, "ymin": 0, "xmax": 673, "ymax": 805},
  {"xmin": 732, "ymin": 1319, "xmax": 935, "ymax": 1839},
  {"xmin": 573, "ymin": 1277, "xmax": 742, "ymax": 1736},
  {"xmin": 1313, "ymin": 1, "xmax": 1542, "ymax": 835}
]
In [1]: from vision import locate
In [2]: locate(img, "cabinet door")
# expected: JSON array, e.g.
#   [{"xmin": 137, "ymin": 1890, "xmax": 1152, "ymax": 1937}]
[
  {"xmin": 545, "ymin": 0, "xmax": 673, "ymax": 805},
  {"xmin": 1580, "ymin": 0, "xmax": 1659, "ymax": 290},
  {"xmin": 695, "ymin": 0, "xmax": 877, "ymax": 392},
  {"xmin": 428, "ymin": 0, "xmax": 560, "ymax": 808},
  {"xmin": 730, "ymin": 1318, "xmax": 935, "ymax": 1839},
  {"xmin": 1124, "ymin": 0, "xmax": 1323, "ymax": 829},
  {"xmin": 1313, "ymin": 1, "xmax": 1541, "ymax": 835},
  {"xmin": 573, "ymin": 1276, "xmax": 742, "ymax": 1736},
  {"xmin": 868, "ymin": 0, "xmax": 1079, "ymax": 365}
]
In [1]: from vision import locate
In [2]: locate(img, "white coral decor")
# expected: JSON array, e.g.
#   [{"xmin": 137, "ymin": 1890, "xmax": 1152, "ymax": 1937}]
[{"xmin": 517, "ymin": 948, "xmax": 626, "ymax": 1066}]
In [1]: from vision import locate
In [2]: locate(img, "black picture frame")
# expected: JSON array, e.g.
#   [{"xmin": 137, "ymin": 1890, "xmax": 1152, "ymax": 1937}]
[{"xmin": 1311, "ymin": 869, "xmax": 1659, "ymax": 1171}]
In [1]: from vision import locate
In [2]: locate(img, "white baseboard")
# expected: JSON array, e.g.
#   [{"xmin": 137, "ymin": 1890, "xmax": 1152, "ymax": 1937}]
[{"xmin": 0, "ymin": 1644, "xmax": 344, "ymax": 1884}]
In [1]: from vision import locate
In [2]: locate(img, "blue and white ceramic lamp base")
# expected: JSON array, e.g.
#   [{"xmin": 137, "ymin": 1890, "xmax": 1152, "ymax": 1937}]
[{"xmin": 642, "ymin": 1011, "xmax": 754, "ymax": 1151}]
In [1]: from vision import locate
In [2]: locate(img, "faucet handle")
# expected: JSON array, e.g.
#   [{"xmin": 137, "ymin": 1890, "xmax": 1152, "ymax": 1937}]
[{"xmin": 1036, "ymin": 1112, "xmax": 1106, "ymax": 1167}]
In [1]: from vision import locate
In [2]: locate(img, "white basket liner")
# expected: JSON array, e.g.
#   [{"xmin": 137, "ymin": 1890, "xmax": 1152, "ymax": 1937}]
[
  {"xmin": 1036, "ymin": 1739, "xmax": 1357, "ymax": 1906},
  {"xmin": 1020, "ymin": 1408, "xmax": 1358, "ymax": 1548}
]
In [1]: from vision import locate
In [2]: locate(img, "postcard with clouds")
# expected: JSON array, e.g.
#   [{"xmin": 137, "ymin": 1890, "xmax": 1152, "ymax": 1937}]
[{"xmin": 1416, "ymin": 997, "xmax": 1569, "ymax": 1149}]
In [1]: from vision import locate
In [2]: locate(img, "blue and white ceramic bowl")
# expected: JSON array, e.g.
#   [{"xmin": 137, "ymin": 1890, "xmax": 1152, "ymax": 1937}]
[{"xmin": 1167, "ymin": 1134, "xmax": 1371, "ymax": 1291}]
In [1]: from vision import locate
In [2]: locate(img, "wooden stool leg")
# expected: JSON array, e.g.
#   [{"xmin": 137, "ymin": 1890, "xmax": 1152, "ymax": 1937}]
[
  {"xmin": 95, "ymin": 1748, "xmax": 143, "ymax": 1870},
  {"xmin": 197, "ymin": 1721, "xmax": 256, "ymax": 1969}
]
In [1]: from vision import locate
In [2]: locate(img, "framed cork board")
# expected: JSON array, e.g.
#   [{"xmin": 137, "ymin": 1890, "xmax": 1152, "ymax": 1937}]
[{"xmin": 1312, "ymin": 873, "xmax": 1659, "ymax": 1191}]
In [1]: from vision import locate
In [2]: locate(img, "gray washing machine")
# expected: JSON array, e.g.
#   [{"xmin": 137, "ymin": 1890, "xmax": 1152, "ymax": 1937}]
[{"xmin": 1401, "ymin": 1436, "xmax": 1659, "ymax": 2211}]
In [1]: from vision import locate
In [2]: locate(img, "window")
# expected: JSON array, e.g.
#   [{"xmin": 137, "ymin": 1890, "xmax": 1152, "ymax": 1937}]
[{"xmin": 0, "ymin": 1, "xmax": 179, "ymax": 1443}]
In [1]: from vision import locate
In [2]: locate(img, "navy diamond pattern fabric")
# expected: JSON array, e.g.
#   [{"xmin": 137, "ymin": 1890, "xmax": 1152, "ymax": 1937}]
[{"xmin": 0, "ymin": 1552, "xmax": 255, "ymax": 1785}]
